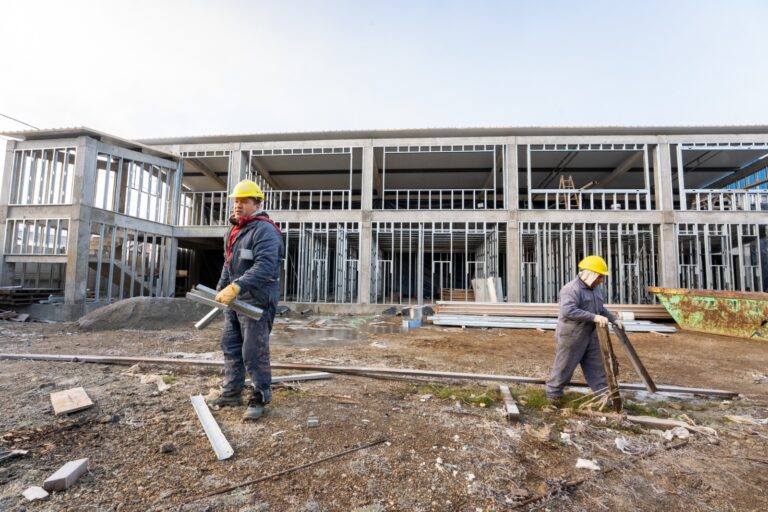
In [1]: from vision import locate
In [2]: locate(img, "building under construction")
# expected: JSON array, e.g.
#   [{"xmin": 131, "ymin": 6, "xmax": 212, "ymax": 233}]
[{"xmin": 1, "ymin": 126, "xmax": 767, "ymax": 319}]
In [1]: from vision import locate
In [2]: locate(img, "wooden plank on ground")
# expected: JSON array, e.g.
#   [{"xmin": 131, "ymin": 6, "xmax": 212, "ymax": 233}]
[
  {"xmin": 498, "ymin": 384, "xmax": 520, "ymax": 420},
  {"xmin": 50, "ymin": 387, "xmax": 93, "ymax": 415}
]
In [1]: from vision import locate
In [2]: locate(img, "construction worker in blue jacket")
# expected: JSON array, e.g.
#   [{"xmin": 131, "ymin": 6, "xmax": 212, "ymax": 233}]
[
  {"xmin": 546, "ymin": 255, "xmax": 624, "ymax": 403},
  {"xmin": 207, "ymin": 179, "xmax": 285, "ymax": 421}
]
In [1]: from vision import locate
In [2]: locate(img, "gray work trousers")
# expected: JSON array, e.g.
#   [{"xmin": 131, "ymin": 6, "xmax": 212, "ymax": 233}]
[
  {"xmin": 546, "ymin": 330, "xmax": 607, "ymax": 399},
  {"xmin": 219, "ymin": 308, "xmax": 274, "ymax": 403}
]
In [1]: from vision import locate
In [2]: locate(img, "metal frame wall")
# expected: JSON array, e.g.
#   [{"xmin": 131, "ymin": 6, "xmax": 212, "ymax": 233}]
[
  {"xmin": 278, "ymin": 221, "xmax": 360, "ymax": 303},
  {"xmin": 370, "ymin": 222, "xmax": 506, "ymax": 305},
  {"xmin": 675, "ymin": 223, "xmax": 765, "ymax": 292},
  {"xmin": 85, "ymin": 222, "xmax": 173, "ymax": 302},
  {"xmin": 520, "ymin": 222, "xmax": 659, "ymax": 304},
  {"xmin": 377, "ymin": 144, "xmax": 505, "ymax": 210}
]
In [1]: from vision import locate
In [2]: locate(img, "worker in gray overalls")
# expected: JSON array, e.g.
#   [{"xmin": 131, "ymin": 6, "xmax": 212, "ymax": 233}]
[
  {"xmin": 208, "ymin": 179, "xmax": 285, "ymax": 421},
  {"xmin": 546, "ymin": 255, "xmax": 624, "ymax": 402}
]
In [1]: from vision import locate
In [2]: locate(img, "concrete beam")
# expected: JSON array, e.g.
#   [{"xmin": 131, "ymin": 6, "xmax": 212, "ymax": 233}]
[
  {"xmin": 94, "ymin": 140, "xmax": 178, "ymax": 169},
  {"xmin": 516, "ymin": 210, "xmax": 664, "ymax": 224},
  {"xmin": 370, "ymin": 210, "xmax": 508, "ymax": 223},
  {"xmin": 598, "ymin": 152, "xmax": 644, "ymax": 188}
]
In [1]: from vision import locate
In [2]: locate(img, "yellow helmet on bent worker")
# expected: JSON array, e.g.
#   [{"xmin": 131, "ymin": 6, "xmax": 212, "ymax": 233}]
[
  {"xmin": 228, "ymin": 179, "xmax": 265, "ymax": 201},
  {"xmin": 578, "ymin": 255, "xmax": 609, "ymax": 276}
]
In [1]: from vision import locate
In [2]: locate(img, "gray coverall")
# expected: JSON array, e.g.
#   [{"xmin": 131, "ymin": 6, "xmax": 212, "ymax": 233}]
[{"xmin": 546, "ymin": 276, "xmax": 616, "ymax": 399}]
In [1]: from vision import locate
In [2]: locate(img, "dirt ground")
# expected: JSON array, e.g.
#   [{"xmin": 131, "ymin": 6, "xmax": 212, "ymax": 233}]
[{"xmin": 1, "ymin": 309, "xmax": 767, "ymax": 511}]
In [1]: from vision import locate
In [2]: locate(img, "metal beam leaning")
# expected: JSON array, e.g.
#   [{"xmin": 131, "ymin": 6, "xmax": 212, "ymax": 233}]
[
  {"xmin": 0, "ymin": 353, "xmax": 739, "ymax": 398},
  {"xmin": 612, "ymin": 324, "xmax": 657, "ymax": 393},
  {"xmin": 498, "ymin": 384, "xmax": 520, "ymax": 421},
  {"xmin": 190, "ymin": 395, "xmax": 234, "ymax": 460}
]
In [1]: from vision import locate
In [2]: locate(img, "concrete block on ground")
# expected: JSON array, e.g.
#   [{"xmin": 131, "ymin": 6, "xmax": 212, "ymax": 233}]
[
  {"xmin": 22, "ymin": 486, "xmax": 49, "ymax": 501},
  {"xmin": 43, "ymin": 457, "xmax": 89, "ymax": 492}
]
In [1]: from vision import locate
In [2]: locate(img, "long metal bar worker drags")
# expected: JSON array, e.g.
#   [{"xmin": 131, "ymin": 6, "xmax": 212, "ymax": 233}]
[
  {"xmin": 195, "ymin": 307, "xmax": 223, "ymax": 330},
  {"xmin": 190, "ymin": 395, "xmax": 234, "ymax": 460},
  {"xmin": 612, "ymin": 323, "xmax": 657, "ymax": 393},
  {"xmin": 185, "ymin": 284, "xmax": 263, "ymax": 321},
  {"xmin": 596, "ymin": 324, "xmax": 623, "ymax": 412}
]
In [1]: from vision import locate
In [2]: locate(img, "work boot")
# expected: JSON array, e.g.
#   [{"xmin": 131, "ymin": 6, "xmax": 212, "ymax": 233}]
[
  {"xmin": 547, "ymin": 396, "xmax": 565, "ymax": 408},
  {"xmin": 243, "ymin": 391, "xmax": 266, "ymax": 421},
  {"xmin": 206, "ymin": 392, "xmax": 243, "ymax": 408}
]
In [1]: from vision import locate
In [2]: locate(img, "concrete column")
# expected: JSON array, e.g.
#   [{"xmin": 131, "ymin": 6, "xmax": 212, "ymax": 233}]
[
  {"xmin": 358, "ymin": 142, "xmax": 374, "ymax": 304},
  {"xmin": 64, "ymin": 137, "xmax": 98, "ymax": 305},
  {"xmin": 653, "ymin": 143, "xmax": 678, "ymax": 288},
  {"xmin": 361, "ymin": 143, "xmax": 374, "ymax": 211},
  {"xmin": 358, "ymin": 213, "xmax": 372, "ymax": 305},
  {"xmin": 164, "ymin": 237, "xmax": 179, "ymax": 297},
  {"xmin": 0, "ymin": 141, "xmax": 17, "ymax": 286},
  {"xmin": 505, "ymin": 138, "xmax": 520, "ymax": 301}
]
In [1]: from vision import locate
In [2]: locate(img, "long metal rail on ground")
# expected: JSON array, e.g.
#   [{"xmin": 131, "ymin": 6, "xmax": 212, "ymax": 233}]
[
  {"xmin": 435, "ymin": 302, "xmax": 671, "ymax": 320},
  {"xmin": 428, "ymin": 315, "xmax": 676, "ymax": 333},
  {"xmin": 0, "ymin": 353, "xmax": 736, "ymax": 398}
]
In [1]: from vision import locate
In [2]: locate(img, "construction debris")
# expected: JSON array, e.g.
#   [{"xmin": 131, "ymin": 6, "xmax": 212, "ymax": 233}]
[
  {"xmin": 498, "ymin": 384, "xmax": 520, "ymax": 421},
  {"xmin": 0, "ymin": 352, "xmax": 739, "ymax": 398},
  {"xmin": 43, "ymin": 457, "xmax": 89, "ymax": 492},
  {"xmin": 190, "ymin": 395, "xmax": 234, "ymax": 460},
  {"xmin": 50, "ymin": 387, "xmax": 93, "ymax": 415},
  {"xmin": 307, "ymin": 416, "xmax": 320, "ymax": 428},
  {"xmin": 22, "ymin": 486, "xmax": 49, "ymax": 501},
  {"xmin": 0, "ymin": 309, "xmax": 30, "ymax": 322}
]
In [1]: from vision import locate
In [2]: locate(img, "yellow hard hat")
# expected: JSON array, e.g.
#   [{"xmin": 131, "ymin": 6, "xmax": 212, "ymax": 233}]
[
  {"xmin": 229, "ymin": 179, "xmax": 264, "ymax": 201},
  {"xmin": 578, "ymin": 255, "xmax": 609, "ymax": 276}
]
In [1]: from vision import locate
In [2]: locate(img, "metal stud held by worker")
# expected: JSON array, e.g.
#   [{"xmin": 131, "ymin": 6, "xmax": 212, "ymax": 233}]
[
  {"xmin": 228, "ymin": 179, "xmax": 265, "ymax": 201},
  {"xmin": 578, "ymin": 255, "xmax": 609, "ymax": 276}
]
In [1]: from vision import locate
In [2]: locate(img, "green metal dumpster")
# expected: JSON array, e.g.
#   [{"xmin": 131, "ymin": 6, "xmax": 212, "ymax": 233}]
[{"xmin": 648, "ymin": 287, "xmax": 768, "ymax": 340}]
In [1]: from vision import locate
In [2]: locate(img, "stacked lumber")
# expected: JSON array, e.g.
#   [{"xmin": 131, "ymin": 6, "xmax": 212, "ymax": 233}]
[
  {"xmin": 0, "ymin": 287, "xmax": 61, "ymax": 306},
  {"xmin": 440, "ymin": 289, "xmax": 475, "ymax": 301},
  {"xmin": 435, "ymin": 301, "xmax": 671, "ymax": 320}
]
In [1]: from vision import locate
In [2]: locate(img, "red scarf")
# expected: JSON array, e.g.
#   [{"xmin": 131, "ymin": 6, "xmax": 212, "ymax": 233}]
[{"xmin": 225, "ymin": 214, "xmax": 283, "ymax": 264}]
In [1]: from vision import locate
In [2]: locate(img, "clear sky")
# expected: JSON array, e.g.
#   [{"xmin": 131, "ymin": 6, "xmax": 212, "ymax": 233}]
[{"xmin": 1, "ymin": 0, "xmax": 767, "ymax": 140}]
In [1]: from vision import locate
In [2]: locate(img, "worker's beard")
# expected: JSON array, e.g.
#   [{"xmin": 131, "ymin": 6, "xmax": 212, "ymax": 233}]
[{"xmin": 578, "ymin": 269, "xmax": 601, "ymax": 288}]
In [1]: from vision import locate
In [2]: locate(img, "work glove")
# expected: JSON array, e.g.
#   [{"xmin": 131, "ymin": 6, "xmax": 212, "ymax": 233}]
[
  {"xmin": 613, "ymin": 319, "xmax": 624, "ymax": 330},
  {"xmin": 593, "ymin": 314, "xmax": 609, "ymax": 327},
  {"xmin": 215, "ymin": 283, "xmax": 240, "ymax": 305}
]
